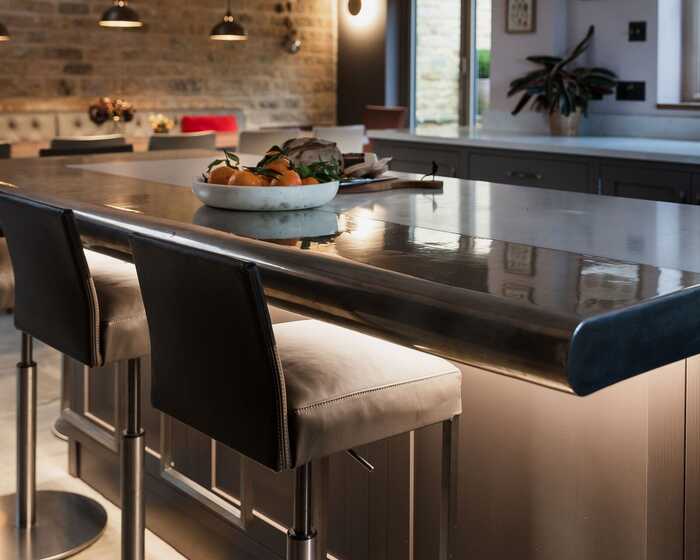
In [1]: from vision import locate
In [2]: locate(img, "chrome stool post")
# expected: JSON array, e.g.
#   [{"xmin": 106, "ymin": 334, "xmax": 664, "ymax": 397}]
[
  {"xmin": 0, "ymin": 333, "xmax": 107, "ymax": 559},
  {"xmin": 122, "ymin": 358, "xmax": 145, "ymax": 560},
  {"xmin": 288, "ymin": 463, "xmax": 317, "ymax": 560},
  {"xmin": 440, "ymin": 417, "xmax": 460, "ymax": 560}
]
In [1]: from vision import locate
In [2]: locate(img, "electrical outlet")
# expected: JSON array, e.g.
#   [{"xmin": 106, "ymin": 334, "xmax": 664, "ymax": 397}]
[
  {"xmin": 629, "ymin": 21, "xmax": 646, "ymax": 42},
  {"xmin": 616, "ymin": 81, "xmax": 646, "ymax": 101}
]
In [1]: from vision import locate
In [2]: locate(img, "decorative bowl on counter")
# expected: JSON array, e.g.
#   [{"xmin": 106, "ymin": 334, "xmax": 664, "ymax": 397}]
[
  {"xmin": 192, "ymin": 179, "xmax": 340, "ymax": 212},
  {"xmin": 193, "ymin": 206, "xmax": 341, "ymax": 239}
]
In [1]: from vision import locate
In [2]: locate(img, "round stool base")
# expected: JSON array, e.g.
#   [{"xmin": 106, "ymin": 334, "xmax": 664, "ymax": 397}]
[{"xmin": 0, "ymin": 490, "xmax": 107, "ymax": 560}]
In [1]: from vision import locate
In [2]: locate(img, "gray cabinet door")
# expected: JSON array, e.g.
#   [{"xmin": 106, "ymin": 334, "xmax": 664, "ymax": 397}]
[
  {"xmin": 468, "ymin": 149, "xmax": 595, "ymax": 193},
  {"xmin": 600, "ymin": 164, "xmax": 692, "ymax": 203},
  {"xmin": 372, "ymin": 140, "xmax": 466, "ymax": 178}
]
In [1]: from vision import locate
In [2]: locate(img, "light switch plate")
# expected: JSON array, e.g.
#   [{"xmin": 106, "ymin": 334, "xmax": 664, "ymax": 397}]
[{"xmin": 629, "ymin": 21, "xmax": 647, "ymax": 42}]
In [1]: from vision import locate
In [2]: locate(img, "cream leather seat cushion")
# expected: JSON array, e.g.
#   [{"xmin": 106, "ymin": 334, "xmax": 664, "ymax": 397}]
[
  {"xmin": 275, "ymin": 320, "xmax": 462, "ymax": 467},
  {"xmin": 85, "ymin": 250, "xmax": 149, "ymax": 364}
]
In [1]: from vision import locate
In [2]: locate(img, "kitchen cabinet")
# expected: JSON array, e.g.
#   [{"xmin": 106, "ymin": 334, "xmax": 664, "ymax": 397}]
[
  {"xmin": 468, "ymin": 149, "xmax": 595, "ymax": 193},
  {"xmin": 600, "ymin": 164, "xmax": 692, "ymax": 203},
  {"xmin": 373, "ymin": 141, "xmax": 465, "ymax": 178},
  {"xmin": 372, "ymin": 137, "xmax": 700, "ymax": 205}
]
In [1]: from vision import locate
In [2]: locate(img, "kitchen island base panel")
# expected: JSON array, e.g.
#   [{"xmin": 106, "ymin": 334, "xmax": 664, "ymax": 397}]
[{"xmin": 60, "ymin": 354, "xmax": 695, "ymax": 560}]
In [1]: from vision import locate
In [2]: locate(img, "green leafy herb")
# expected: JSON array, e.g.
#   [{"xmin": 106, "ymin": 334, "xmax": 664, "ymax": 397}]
[{"xmin": 295, "ymin": 159, "xmax": 342, "ymax": 183}]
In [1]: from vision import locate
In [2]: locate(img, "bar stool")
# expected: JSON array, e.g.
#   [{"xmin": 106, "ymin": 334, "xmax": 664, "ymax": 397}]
[
  {"xmin": 130, "ymin": 233, "xmax": 463, "ymax": 560},
  {"xmin": 0, "ymin": 192, "xmax": 149, "ymax": 560}
]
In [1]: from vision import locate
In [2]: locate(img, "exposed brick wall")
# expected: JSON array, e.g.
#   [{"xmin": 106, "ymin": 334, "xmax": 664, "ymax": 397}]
[{"xmin": 0, "ymin": 0, "xmax": 337, "ymax": 127}]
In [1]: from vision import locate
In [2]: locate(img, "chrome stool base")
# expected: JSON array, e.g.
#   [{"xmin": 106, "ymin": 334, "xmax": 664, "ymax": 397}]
[
  {"xmin": 287, "ymin": 530, "xmax": 317, "ymax": 560},
  {"xmin": 0, "ymin": 490, "xmax": 107, "ymax": 560}
]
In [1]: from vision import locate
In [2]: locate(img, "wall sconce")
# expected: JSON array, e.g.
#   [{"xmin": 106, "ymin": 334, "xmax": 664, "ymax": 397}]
[
  {"xmin": 99, "ymin": 1, "xmax": 143, "ymax": 28},
  {"xmin": 276, "ymin": 2, "xmax": 301, "ymax": 54},
  {"xmin": 348, "ymin": 0, "xmax": 362, "ymax": 16}
]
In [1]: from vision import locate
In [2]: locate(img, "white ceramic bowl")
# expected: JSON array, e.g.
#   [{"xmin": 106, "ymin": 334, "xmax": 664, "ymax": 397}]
[
  {"xmin": 192, "ymin": 178, "xmax": 340, "ymax": 212},
  {"xmin": 193, "ymin": 207, "xmax": 341, "ymax": 240}
]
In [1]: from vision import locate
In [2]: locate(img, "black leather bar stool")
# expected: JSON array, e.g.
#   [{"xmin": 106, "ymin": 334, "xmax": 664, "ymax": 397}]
[
  {"xmin": 0, "ymin": 192, "xmax": 149, "ymax": 560},
  {"xmin": 131, "ymin": 233, "xmax": 463, "ymax": 560}
]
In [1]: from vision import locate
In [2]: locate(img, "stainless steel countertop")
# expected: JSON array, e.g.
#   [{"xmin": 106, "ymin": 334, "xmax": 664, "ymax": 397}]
[{"xmin": 2, "ymin": 150, "xmax": 700, "ymax": 396}]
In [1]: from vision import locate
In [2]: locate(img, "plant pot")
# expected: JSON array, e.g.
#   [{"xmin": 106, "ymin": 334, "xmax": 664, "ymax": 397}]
[{"xmin": 548, "ymin": 110, "xmax": 582, "ymax": 136}]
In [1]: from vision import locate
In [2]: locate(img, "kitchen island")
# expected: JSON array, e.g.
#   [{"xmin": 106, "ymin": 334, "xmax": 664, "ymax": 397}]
[{"xmin": 0, "ymin": 151, "xmax": 698, "ymax": 560}]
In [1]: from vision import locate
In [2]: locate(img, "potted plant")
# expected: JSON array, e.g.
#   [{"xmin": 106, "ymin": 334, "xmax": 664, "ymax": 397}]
[{"xmin": 508, "ymin": 26, "xmax": 617, "ymax": 136}]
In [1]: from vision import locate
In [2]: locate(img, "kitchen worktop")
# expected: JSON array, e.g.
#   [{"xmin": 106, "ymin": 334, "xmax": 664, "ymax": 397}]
[
  {"xmin": 2, "ymin": 150, "xmax": 700, "ymax": 395},
  {"xmin": 368, "ymin": 126, "xmax": 700, "ymax": 165}
]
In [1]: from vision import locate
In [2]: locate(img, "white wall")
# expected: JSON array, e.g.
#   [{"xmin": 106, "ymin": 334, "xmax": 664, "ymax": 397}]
[
  {"xmin": 490, "ymin": 0, "xmax": 567, "ymax": 114},
  {"xmin": 485, "ymin": 0, "xmax": 700, "ymax": 138}
]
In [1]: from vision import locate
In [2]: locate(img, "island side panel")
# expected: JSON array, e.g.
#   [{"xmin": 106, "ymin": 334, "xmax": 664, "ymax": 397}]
[
  {"xmin": 686, "ymin": 355, "xmax": 700, "ymax": 560},
  {"xmin": 63, "ymin": 356, "xmax": 688, "ymax": 560}
]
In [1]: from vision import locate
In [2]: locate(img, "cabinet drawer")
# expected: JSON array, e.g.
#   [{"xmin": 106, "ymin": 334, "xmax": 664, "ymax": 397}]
[
  {"xmin": 468, "ymin": 151, "xmax": 593, "ymax": 193},
  {"xmin": 601, "ymin": 165, "xmax": 691, "ymax": 204},
  {"xmin": 372, "ymin": 140, "xmax": 463, "ymax": 178}
]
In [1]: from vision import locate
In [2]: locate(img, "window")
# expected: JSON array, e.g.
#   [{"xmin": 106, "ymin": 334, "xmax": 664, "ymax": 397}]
[
  {"xmin": 412, "ymin": 0, "xmax": 492, "ymax": 127},
  {"xmin": 683, "ymin": 0, "xmax": 700, "ymax": 101}
]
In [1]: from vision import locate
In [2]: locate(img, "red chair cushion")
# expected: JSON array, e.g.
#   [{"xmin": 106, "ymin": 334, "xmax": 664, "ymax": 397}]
[{"xmin": 181, "ymin": 115, "xmax": 238, "ymax": 133}]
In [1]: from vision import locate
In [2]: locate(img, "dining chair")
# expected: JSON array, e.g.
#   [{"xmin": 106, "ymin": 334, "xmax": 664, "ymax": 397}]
[
  {"xmin": 148, "ymin": 131, "xmax": 216, "ymax": 151},
  {"xmin": 312, "ymin": 125, "xmax": 366, "ymax": 153},
  {"xmin": 238, "ymin": 129, "xmax": 301, "ymax": 155},
  {"xmin": 362, "ymin": 105, "xmax": 409, "ymax": 130},
  {"xmin": 0, "ymin": 143, "xmax": 10, "ymax": 159}
]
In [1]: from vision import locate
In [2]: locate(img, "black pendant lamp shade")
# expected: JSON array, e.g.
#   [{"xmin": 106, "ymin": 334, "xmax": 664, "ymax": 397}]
[
  {"xmin": 348, "ymin": 0, "xmax": 362, "ymax": 15},
  {"xmin": 210, "ymin": 0, "xmax": 247, "ymax": 41},
  {"xmin": 0, "ymin": 21, "xmax": 9, "ymax": 41},
  {"xmin": 99, "ymin": 1, "xmax": 143, "ymax": 28}
]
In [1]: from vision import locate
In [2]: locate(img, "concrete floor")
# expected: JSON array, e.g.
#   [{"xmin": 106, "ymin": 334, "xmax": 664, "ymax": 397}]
[{"xmin": 0, "ymin": 313, "xmax": 186, "ymax": 559}]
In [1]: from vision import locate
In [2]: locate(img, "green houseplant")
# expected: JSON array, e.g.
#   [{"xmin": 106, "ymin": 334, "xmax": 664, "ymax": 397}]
[{"xmin": 508, "ymin": 25, "xmax": 617, "ymax": 136}]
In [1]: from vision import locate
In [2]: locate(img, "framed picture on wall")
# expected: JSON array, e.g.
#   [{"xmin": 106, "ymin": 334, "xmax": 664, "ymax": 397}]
[{"xmin": 506, "ymin": 0, "xmax": 536, "ymax": 34}]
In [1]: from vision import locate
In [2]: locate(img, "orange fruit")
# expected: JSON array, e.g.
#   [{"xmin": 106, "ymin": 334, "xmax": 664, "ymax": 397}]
[
  {"xmin": 232, "ymin": 170, "xmax": 264, "ymax": 187},
  {"xmin": 271, "ymin": 170, "xmax": 302, "ymax": 187},
  {"xmin": 302, "ymin": 177, "xmax": 320, "ymax": 185},
  {"xmin": 209, "ymin": 165, "xmax": 236, "ymax": 185},
  {"xmin": 265, "ymin": 158, "xmax": 291, "ymax": 175}
]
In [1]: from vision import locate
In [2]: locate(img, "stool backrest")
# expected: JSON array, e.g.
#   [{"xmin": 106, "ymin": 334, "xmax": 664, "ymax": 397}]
[
  {"xmin": 130, "ymin": 234, "xmax": 291, "ymax": 471},
  {"xmin": 148, "ymin": 131, "xmax": 216, "ymax": 151},
  {"xmin": 51, "ymin": 134, "xmax": 126, "ymax": 150},
  {"xmin": 0, "ymin": 192, "xmax": 100, "ymax": 365},
  {"xmin": 39, "ymin": 144, "xmax": 134, "ymax": 157}
]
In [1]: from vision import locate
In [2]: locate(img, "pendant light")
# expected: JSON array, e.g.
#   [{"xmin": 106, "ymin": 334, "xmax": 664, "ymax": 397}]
[
  {"xmin": 210, "ymin": 0, "xmax": 247, "ymax": 41},
  {"xmin": 0, "ymin": 21, "xmax": 9, "ymax": 41},
  {"xmin": 99, "ymin": 1, "xmax": 143, "ymax": 28}
]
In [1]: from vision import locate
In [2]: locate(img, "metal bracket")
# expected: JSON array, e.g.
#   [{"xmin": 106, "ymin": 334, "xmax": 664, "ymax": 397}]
[{"xmin": 346, "ymin": 449, "xmax": 374, "ymax": 472}]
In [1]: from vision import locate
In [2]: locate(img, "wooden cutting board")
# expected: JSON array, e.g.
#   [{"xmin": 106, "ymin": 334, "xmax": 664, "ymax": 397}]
[{"xmin": 339, "ymin": 178, "xmax": 444, "ymax": 194}]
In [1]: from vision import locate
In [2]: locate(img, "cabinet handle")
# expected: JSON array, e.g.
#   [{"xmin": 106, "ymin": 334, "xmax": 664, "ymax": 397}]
[{"xmin": 507, "ymin": 170, "xmax": 543, "ymax": 181}]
